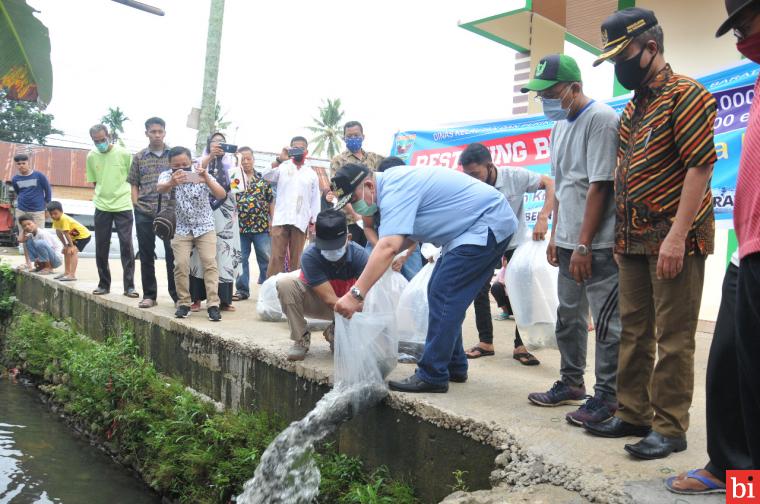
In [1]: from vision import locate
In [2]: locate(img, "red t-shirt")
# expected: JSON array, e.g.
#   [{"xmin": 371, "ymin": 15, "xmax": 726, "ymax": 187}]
[{"xmin": 736, "ymin": 76, "xmax": 760, "ymax": 259}]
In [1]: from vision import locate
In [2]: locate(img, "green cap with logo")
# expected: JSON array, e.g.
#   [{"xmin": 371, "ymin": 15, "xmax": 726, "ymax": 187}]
[{"xmin": 520, "ymin": 54, "xmax": 582, "ymax": 93}]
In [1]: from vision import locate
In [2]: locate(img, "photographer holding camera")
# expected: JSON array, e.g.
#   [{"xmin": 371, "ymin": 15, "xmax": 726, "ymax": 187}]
[{"xmin": 263, "ymin": 136, "xmax": 321, "ymax": 276}]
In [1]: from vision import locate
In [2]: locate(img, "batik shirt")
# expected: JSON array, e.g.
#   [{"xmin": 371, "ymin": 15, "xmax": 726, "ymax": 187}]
[
  {"xmin": 236, "ymin": 170, "xmax": 273, "ymax": 234},
  {"xmin": 157, "ymin": 170, "xmax": 214, "ymax": 237},
  {"xmin": 615, "ymin": 65, "xmax": 717, "ymax": 256}
]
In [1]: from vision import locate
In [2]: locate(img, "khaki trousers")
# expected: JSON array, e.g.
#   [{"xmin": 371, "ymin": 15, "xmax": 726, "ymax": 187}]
[
  {"xmin": 276, "ymin": 275, "xmax": 334, "ymax": 344},
  {"xmin": 267, "ymin": 225, "xmax": 306, "ymax": 278},
  {"xmin": 615, "ymin": 254, "xmax": 706, "ymax": 437},
  {"xmin": 172, "ymin": 231, "xmax": 219, "ymax": 307}
]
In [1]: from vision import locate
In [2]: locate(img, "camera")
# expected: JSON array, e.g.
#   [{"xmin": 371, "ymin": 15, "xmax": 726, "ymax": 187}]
[{"xmin": 219, "ymin": 143, "xmax": 238, "ymax": 153}]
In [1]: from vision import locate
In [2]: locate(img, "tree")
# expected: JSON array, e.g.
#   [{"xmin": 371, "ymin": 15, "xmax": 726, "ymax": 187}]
[
  {"xmin": 101, "ymin": 106, "xmax": 129, "ymax": 144},
  {"xmin": 195, "ymin": 0, "xmax": 225, "ymax": 154},
  {"xmin": 212, "ymin": 101, "xmax": 231, "ymax": 134},
  {"xmin": 307, "ymin": 98, "xmax": 345, "ymax": 158},
  {"xmin": 0, "ymin": 88, "xmax": 61, "ymax": 144}
]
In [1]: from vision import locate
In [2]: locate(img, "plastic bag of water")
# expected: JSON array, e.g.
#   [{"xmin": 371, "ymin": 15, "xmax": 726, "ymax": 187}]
[
  {"xmin": 334, "ymin": 269, "xmax": 407, "ymax": 388},
  {"xmin": 396, "ymin": 261, "xmax": 435, "ymax": 362},
  {"xmin": 505, "ymin": 239, "xmax": 559, "ymax": 350}
]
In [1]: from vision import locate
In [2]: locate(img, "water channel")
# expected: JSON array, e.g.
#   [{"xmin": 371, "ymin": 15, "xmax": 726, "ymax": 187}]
[{"xmin": 0, "ymin": 378, "xmax": 160, "ymax": 504}]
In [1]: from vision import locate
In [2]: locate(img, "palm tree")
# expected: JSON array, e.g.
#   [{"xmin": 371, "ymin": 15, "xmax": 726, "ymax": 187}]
[
  {"xmin": 212, "ymin": 101, "xmax": 231, "ymax": 134},
  {"xmin": 101, "ymin": 106, "xmax": 129, "ymax": 144},
  {"xmin": 307, "ymin": 98, "xmax": 345, "ymax": 158}
]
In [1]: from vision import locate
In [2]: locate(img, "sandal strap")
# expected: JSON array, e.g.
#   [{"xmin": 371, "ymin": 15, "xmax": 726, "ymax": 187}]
[{"xmin": 685, "ymin": 470, "xmax": 724, "ymax": 490}]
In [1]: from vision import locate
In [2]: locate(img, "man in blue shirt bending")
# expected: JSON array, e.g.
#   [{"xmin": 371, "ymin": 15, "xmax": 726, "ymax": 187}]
[
  {"xmin": 12, "ymin": 153, "xmax": 52, "ymax": 270},
  {"xmin": 332, "ymin": 163, "xmax": 517, "ymax": 393}
]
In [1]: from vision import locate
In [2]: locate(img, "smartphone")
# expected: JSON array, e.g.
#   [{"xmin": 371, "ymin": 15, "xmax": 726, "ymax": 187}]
[
  {"xmin": 182, "ymin": 168, "xmax": 203, "ymax": 184},
  {"xmin": 219, "ymin": 142, "xmax": 238, "ymax": 153},
  {"xmin": 288, "ymin": 147, "xmax": 304, "ymax": 158}
]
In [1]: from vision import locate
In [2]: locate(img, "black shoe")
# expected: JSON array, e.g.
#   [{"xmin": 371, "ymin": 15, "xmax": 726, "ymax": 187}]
[
  {"xmin": 175, "ymin": 305, "xmax": 191, "ymax": 318},
  {"xmin": 449, "ymin": 373, "xmax": 468, "ymax": 383},
  {"xmin": 92, "ymin": 287, "xmax": 109, "ymax": 295},
  {"xmin": 207, "ymin": 306, "xmax": 222, "ymax": 322},
  {"xmin": 624, "ymin": 431, "xmax": 687, "ymax": 460},
  {"xmin": 388, "ymin": 374, "xmax": 448, "ymax": 393},
  {"xmin": 583, "ymin": 416, "xmax": 652, "ymax": 438}
]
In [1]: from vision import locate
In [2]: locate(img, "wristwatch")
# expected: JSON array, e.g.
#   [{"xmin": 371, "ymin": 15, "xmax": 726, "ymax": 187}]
[
  {"xmin": 575, "ymin": 244, "xmax": 590, "ymax": 256},
  {"xmin": 274, "ymin": 157, "xmax": 283, "ymax": 165},
  {"xmin": 350, "ymin": 286, "xmax": 364, "ymax": 302}
]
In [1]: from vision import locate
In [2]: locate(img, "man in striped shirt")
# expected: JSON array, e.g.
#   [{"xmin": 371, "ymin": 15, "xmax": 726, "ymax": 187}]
[{"xmin": 582, "ymin": 8, "xmax": 717, "ymax": 461}]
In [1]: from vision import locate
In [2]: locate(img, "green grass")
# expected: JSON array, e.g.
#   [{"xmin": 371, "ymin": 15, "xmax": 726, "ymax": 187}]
[{"xmin": 0, "ymin": 263, "xmax": 419, "ymax": 504}]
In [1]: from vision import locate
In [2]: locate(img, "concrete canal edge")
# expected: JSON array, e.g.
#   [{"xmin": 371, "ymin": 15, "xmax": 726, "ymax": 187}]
[{"xmin": 14, "ymin": 272, "xmax": 503, "ymax": 504}]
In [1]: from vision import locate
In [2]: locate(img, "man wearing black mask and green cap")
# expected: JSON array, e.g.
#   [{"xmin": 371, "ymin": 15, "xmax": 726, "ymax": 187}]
[{"xmin": 582, "ymin": 8, "xmax": 718, "ymax": 461}]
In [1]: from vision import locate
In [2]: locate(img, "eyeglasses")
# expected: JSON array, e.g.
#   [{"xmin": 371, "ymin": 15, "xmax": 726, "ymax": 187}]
[
  {"xmin": 733, "ymin": 11, "xmax": 759, "ymax": 40},
  {"xmin": 533, "ymin": 84, "xmax": 572, "ymax": 104}
]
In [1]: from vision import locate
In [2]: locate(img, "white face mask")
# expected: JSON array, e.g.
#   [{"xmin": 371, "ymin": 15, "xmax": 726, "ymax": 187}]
[{"xmin": 320, "ymin": 244, "xmax": 347, "ymax": 262}]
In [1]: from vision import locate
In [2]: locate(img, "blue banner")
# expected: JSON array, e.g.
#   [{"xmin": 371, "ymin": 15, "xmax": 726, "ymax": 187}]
[{"xmin": 391, "ymin": 61, "xmax": 760, "ymax": 228}]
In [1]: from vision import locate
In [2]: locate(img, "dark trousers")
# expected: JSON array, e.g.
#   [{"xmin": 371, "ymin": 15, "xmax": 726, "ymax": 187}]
[
  {"xmin": 417, "ymin": 231, "xmax": 510, "ymax": 385},
  {"xmin": 736, "ymin": 253, "xmax": 760, "ymax": 468},
  {"xmin": 94, "ymin": 209, "xmax": 135, "ymax": 291},
  {"xmin": 473, "ymin": 247, "xmax": 524, "ymax": 348},
  {"xmin": 134, "ymin": 209, "xmax": 177, "ymax": 302},
  {"xmin": 704, "ymin": 263, "xmax": 752, "ymax": 482},
  {"xmin": 348, "ymin": 223, "xmax": 367, "ymax": 247}
]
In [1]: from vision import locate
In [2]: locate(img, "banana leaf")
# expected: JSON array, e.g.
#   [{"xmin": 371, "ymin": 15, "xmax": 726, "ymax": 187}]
[{"xmin": 0, "ymin": 0, "xmax": 53, "ymax": 105}]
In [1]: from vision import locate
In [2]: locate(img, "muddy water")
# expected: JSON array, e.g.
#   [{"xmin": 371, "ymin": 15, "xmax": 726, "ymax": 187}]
[{"xmin": 0, "ymin": 378, "xmax": 159, "ymax": 504}]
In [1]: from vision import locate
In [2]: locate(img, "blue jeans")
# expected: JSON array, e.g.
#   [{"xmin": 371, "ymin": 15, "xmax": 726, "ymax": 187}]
[
  {"xmin": 27, "ymin": 238, "xmax": 62, "ymax": 269},
  {"xmin": 365, "ymin": 242, "xmax": 424, "ymax": 281},
  {"xmin": 416, "ymin": 231, "xmax": 509, "ymax": 385},
  {"xmin": 236, "ymin": 231, "xmax": 271, "ymax": 296}
]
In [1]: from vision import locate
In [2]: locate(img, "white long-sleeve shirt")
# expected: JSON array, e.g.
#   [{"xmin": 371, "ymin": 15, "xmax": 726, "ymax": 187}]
[{"xmin": 262, "ymin": 160, "xmax": 321, "ymax": 233}]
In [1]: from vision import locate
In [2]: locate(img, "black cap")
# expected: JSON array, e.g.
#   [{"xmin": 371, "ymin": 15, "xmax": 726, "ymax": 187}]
[
  {"xmin": 593, "ymin": 7, "xmax": 659, "ymax": 67},
  {"xmin": 717, "ymin": 0, "xmax": 758, "ymax": 37},
  {"xmin": 330, "ymin": 163, "xmax": 370, "ymax": 210},
  {"xmin": 315, "ymin": 209, "xmax": 348, "ymax": 251}
]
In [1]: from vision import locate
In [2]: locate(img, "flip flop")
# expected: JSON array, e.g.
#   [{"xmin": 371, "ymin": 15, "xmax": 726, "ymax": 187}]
[
  {"xmin": 513, "ymin": 352, "xmax": 540, "ymax": 366},
  {"xmin": 54, "ymin": 273, "xmax": 66, "ymax": 280},
  {"xmin": 60, "ymin": 277, "xmax": 77, "ymax": 282},
  {"xmin": 466, "ymin": 345, "xmax": 495, "ymax": 359},
  {"xmin": 665, "ymin": 469, "xmax": 725, "ymax": 495}
]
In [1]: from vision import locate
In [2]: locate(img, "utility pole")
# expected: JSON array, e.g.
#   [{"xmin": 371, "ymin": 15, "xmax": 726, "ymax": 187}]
[{"xmin": 195, "ymin": 0, "xmax": 225, "ymax": 155}]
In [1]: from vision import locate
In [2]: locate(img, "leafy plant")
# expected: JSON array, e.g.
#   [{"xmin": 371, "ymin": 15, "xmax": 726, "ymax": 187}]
[
  {"xmin": 212, "ymin": 101, "xmax": 230, "ymax": 134},
  {"xmin": 101, "ymin": 106, "xmax": 129, "ymax": 144},
  {"xmin": 307, "ymin": 97, "xmax": 345, "ymax": 158},
  {"xmin": 0, "ymin": 0, "xmax": 53, "ymax": 104},
  {"xmin": 0, "ymin": 88, "xmax": 61, "ymax": 144},
  {"xmin": 450, "ymin": 469, "xmax": 469, "ymax": 492},
  {"xmin": 2, "ymin": 313, "xmax": 419, "ymax": 504}
]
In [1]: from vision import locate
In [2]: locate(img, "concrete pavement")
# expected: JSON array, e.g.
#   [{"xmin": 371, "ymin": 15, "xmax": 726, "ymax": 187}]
[{"xmin": 1, "ymin": 251, "xmax": 723, "ymax": 504}]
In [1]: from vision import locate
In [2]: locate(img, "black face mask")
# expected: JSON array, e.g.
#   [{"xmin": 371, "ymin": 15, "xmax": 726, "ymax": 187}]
[
  {"xmin": 293, "ymin": 154, "xmax": 305, "ymax": 164},
  {"xmin": 615, "ymin": 45, "xmax": 657, "ymax": 91}
]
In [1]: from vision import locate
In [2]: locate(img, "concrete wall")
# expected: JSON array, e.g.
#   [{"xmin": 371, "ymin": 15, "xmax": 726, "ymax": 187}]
[{"xmin": 15, "ymin": 273, "xmax": 499, "ymax": 503}]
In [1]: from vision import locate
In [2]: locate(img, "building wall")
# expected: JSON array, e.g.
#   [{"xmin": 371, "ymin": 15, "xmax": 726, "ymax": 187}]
[
  {"xmin": 637, "ymin": 0, "xmax": 741, "ymax": 77},
  {"xmin": 52, "ymin": 185, "xmax": 94, "ymax": 201}
]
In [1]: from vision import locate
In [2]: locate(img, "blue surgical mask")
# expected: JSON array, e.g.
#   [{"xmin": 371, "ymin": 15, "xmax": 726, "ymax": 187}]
[
  {"xmin": 345, "ymin": 136, "xmax": 363, "ymax": 153},
  {"xmin": 320, "ymin": 244, "xmax": 347, "ymax": 262},
  {"xmin": 95, "ymin": 141, "xmax": 110, "ymax": 153},
  {"xmin": 352, "ymin": 183, "xmax": 377, "ymax": 216},
  {"xmin": 541, "ymin": 86, "xmax": 574, "ymax": 121}
]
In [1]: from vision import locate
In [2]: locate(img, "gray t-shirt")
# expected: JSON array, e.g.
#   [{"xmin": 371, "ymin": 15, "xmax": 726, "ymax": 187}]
[
  {"xmin": 550, "ymin": 100, "xmax": 619, "ymax": 250},
  {"xmin": 494, "ymin": 166, "xmax": 542, "ymax": 250}
]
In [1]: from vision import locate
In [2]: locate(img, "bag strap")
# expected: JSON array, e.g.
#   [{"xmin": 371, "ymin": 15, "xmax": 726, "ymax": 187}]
[{"xmin": 156, "ymin": 187, "xmax": 175, "ymax": 214}]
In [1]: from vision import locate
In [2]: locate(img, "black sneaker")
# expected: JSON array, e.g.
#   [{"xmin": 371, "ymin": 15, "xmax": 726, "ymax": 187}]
[
  {"xmin": 208, "ymin": 306, "xmax": 221, "ymax": 321},
  {"xmin": 175, "ymin": 305, "xmax": 191, "ymax": 318}
]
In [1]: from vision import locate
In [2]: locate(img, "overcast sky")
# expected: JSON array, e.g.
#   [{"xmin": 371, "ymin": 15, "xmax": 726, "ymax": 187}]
[{"xmin": 30, "ymin": 0, "xmax": 613, "ymax": 157}]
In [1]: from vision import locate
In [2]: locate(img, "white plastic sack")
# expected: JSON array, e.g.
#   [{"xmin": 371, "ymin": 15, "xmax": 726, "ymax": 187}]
[
  {"xmin": 257, "ymin": 272, "xmax": 294, "ymax": 321},
  {"xmin": 505, "ymin": 240, "xmax": 559, "ymax": 350},
  {"xmin": 420, "ymin": 243, "xmax": 442, "ymax": 262},
  {"xmin": 334, "ymin": 269, "xmax": 407, "ymax": 387},
  {"xmin": 396, "ymin": 261, "xmax": 435, "ymax": 362},
  {"xmin": 256, "ymin": 271, "xmax": 332, "ymax": 329}
]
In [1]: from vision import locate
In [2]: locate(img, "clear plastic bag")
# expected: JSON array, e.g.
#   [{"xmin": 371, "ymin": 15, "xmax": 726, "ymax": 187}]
[
  {"xmin": 334, "ymin": 269, "xmax": 407, "ymax": 389},
  {"xmin": 505, "ymin": 239, "xmax": 559, "ymax": 350},
  {"xmin": 257, "ymin": 272, "xmax": 292, "ymax": 321},
  {"xmin": 396, "ymin": 261, "xmax": 435, "ymax": 362}
]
